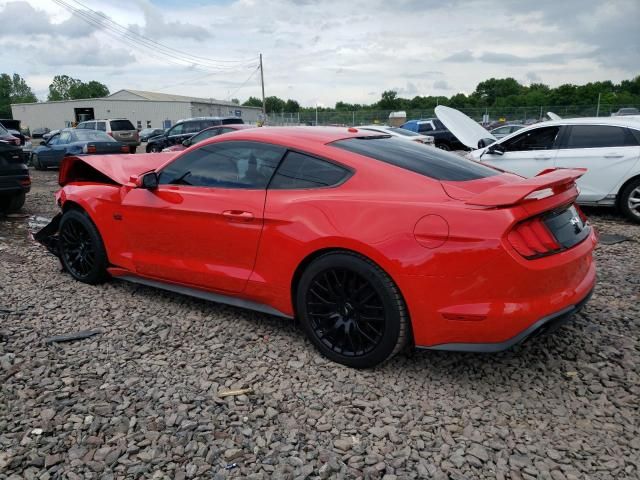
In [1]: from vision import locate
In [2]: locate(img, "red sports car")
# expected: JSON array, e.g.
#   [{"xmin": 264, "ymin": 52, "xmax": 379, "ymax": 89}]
[
  {"xmin": 35, "ymin": 127, "xmax": 597, "ymax": 368},
  {"xmin": 162, "ymin": 124, "xmax": 255, "ymax": 152}
]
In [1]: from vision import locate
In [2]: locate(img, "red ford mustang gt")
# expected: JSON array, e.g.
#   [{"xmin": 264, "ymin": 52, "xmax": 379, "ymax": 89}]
[{"xmin": 35, "ymin": 127, "xmax": 597, "ymax": 368}]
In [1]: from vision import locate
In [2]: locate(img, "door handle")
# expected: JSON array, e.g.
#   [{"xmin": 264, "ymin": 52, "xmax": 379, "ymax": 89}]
[
  {"xmin": 534, "ymin": 155, "xmax": 552, "ymax": 160},
  {"xmin": 222, "ymin": 210, "xmax": 254, "ymax": 221},
  {"xmin": 603, "ymin": 153, "xmax": 624, "ymax": 158}
]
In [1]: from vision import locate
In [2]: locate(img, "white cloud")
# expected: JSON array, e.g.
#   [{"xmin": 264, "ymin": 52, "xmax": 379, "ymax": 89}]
[{"xmin": 0, "ymin": 0, "xmax": 637, "ymax": 106}]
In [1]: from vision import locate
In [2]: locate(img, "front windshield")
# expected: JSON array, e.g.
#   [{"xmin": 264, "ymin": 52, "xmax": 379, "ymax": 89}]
[
  {"xmin": 0, "ymin": 124, "xmax": 8, "ymax": 135},
  {"xmin": 388, "ymin": 127, "xmax": 421, "ymax": 137}
]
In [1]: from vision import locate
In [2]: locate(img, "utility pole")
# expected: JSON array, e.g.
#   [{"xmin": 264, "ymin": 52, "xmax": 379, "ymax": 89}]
[
  {"xmin": 596, "ymin": 92, "xmax": 601, "ymax": 117},
  {"xmin": 259, "ymin": 53, "xmax": 266, "ymax": 117}
]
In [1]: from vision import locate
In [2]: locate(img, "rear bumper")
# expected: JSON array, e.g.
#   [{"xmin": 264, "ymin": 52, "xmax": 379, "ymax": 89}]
[
  {"xmin": 0, "ymin": 172, "xmax": 31, "ymax": 194},
  {"xmin": 421, "ymin": 287, "xmax": 593, "ymax": 352}
]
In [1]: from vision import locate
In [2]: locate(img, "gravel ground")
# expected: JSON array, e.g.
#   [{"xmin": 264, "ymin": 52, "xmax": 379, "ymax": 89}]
[{"xmin": 1, "ymin": 169, "xmax": 638, "ymax": 480}]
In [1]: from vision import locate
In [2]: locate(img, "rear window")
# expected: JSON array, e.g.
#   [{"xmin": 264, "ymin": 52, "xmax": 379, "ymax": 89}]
[
  {"xmin": 72, "ymin": 130, "xmax": 115, "ymax": 142},
  {"xmin": 331, "ymin": 137, "xmax": 498, "ymax": 181},
  {"xmin": 109, "ymin": 120, "xmax": 135, "ymax": 131},
  {"xmin": 389, "ymin": 127, "xmax": 421, "ymax": 137}
]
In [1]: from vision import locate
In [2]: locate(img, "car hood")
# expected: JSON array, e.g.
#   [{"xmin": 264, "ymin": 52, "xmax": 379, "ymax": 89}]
[
  {"xmin": 434, "ymin": 105, "xmax": 496, "ymax": 150},
  {"xmin": 59, "ymin": 152, "xmax": 177, "ymax": 186}
]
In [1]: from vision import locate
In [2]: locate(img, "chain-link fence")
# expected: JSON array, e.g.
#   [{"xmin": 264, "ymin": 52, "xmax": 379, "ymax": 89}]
[{"xmin": 265, "ymin": 104, "xmax": 640, "ymax": 126}]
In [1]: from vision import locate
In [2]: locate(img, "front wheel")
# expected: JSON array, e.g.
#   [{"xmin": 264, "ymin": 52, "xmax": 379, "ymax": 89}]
[
  {"xmin": 59, "ymin": 209, "xmax": 109, "ymax": 284},
  {"xmin": 147, "ymin": 144, "xmax": 162, "ymax": 153},
  {"xmin": 32, "ymin": 153, "xmax": 45, "ymax": 170},
  {"xmin": 436, "ymin": 143, "xmax": 451, "ymax": 151},
  {"xmin": 296, "ymin": 252, "xmax": 410, "ymax": 368},
  {"xmin": 129, "ymin": 146, "xmax": 137, "ymax": 154},
  {"xmin": 619, "ymin": 178, "xmax": 640, "ymax": 223}
]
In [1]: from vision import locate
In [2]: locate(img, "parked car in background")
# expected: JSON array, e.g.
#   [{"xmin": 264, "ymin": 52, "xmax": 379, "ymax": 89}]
[
  {"xmin": 76, "ymin": 119, "xmax": 140, "ymax": 153},
  {"xmin": 490, "ymin": 124, "xmax": 525, "ymax": 139},
  {"xmin": 0, "ymin": 123, "xmax": 21, "ymax": 146},
  {"xmin": 31, "ymin": 127, "xmax": 51, "ymax": 139},
  {"xmin": 146, "ymin": 117, "xmax": 244, "ymax": 152},
  {"xmin": 140, "ymin": 128, "xmax": 165, "ymax": 142},
  {"xmin": 434, "ymin": 105, "xmax": 640, "ymax": 223},
  {"xmin": 0, "ymin": 139, "xmax": 29, "ymax": 213},
  {"xmin": 356, "ymin": 125, "xmax": 434, "ymax": 144},
  {"xmin": 612, "ymin": 107, "xmax": 640, "ymax": 117},
  {"xmin": 162, "ymin": 124, "xmax": 256, "ymax": 152},
  {"xmin": 400, "ymin": 118, "xmax": 465, "ymax": 150},
  {"xmin": 32, "ymin": 129, "xmax": 130, "ymax": 170},
  {"xmin": 35, "ymin": 127, "xmax": 596, "ymax": 368}
]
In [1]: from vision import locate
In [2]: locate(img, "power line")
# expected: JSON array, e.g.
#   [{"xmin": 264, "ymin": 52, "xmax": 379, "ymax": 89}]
[
  {"xmin": 51, "ymin": 0, "xmax": 257, "ymax": 72},
  {"xmin": 225, "ymin": 65, "xmax": 260, "ymax": 100},
  {"xmin": 62, "ymin": 0, "xmax": 257, "ymax": 67}
]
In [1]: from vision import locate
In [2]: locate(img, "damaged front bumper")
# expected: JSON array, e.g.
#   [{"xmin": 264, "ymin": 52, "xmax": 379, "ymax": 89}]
[{"xmin": 32, "ymin": 212, "xmax": 62, "ymax": 257}]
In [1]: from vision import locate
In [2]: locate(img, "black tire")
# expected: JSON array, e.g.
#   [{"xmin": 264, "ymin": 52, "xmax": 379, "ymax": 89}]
[
  {"xmin": 619, "ymin": 177, "xmax": 640, "ymax": 223},
  {"xmin": 436, "ymin": 143, "xmax": 451, "ymax": 151},
  {"xmin": 130, "ymin": 146, "xmax": 137, "ymax": 154},
  {"xmin": 32, "ymin": 153, "xmax": 45, "ymax": 170},
  {"xmin": 58, "ymin": 209, "xmax": 109, "ymax": 284},
  {"xmin": 296, "ymin": 251, "xmax": 410, "ymax": 368},
  {"xmin": 148, "ymin": 144, "xmax": 162, "ymax": 153},
  {"xmin": 0, "ymin": 192, "xmax": 25, "ymax": 214}
]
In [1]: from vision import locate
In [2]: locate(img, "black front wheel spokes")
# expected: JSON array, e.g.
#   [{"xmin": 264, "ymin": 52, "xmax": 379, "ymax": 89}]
[
  {"xmin": 307, "ymin": 268, "xmax": 385, "ymax": 357},
  {"xmin": 61, "ymin": 219, "xmax": 95, "ymax": 277}
]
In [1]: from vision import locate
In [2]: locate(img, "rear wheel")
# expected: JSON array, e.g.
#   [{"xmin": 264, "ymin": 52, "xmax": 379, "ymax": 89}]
[
  {"xmin": 130, "ymin": 146, "xmax": 137, "ymax": 154},
  {"xmin": 59, "ymin": 209, "xmax": 109, "ymax": 284},
  {"xmin": 436, "ymin": 143, "xmax": 451, "ymax": 151},
  {"xmin": 0, "ymin": 192, "xmax": 25, "ymax": 214},
  {"xmin": 620, "ymin": 177, "xmax": 640, "ymax": 223},
  {"xmin": 296, "ymin": 252, "xmax": 410, "ymax": 368},
  {"xmin": 148, "ymin": 144, "xmax": 162, "ymax": 153}
]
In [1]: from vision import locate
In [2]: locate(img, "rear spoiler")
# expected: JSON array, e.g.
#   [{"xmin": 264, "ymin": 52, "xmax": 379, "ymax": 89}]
[{"xmin": 466, "ymin": 168, "xmax": 586, "ymax": 207}]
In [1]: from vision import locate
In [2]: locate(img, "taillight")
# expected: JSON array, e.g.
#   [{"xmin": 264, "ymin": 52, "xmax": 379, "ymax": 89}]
[
  {"xmin": 107, "ymin": 132, "xmax": 114, "ymax": 137},
  {"xmin": 575, "ymin": 204, "xmax": 587, "ymax": 223},
  {"xmin": 86, "ymin": 144, "xmax": 97, "ymax": 154},
  {"xmin": 121, "ymin": 145, "xmax": 130, "ymax": 153},
  {"xmin": 508, "ymin": 216, "xmax": 561, "ymax": 259}
]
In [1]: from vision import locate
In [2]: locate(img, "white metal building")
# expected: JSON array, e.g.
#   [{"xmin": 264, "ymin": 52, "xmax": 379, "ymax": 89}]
[{"xmin": 11, "ymin": 89, "xmax": 262, "ymax": 131}]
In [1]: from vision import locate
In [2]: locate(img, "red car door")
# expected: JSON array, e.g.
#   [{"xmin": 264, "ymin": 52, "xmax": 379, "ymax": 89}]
[{"xmin": 120, "ymin": 141, "xmax": 286, "ymax": 293}]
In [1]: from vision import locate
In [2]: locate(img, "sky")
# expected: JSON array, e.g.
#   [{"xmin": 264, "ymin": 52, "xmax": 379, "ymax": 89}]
[{"xmin": 0, "ymin": 0, "xmax": 638, "ymax": 107}]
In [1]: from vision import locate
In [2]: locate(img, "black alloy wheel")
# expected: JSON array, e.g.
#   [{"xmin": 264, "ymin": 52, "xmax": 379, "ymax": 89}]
[
  {"xmin": 297, "ymin": 252, "xmax": 410, "ymax": 368},
  {"xmin": 58, "ymin": 209, "xmax": 108, "ymax": 284}
]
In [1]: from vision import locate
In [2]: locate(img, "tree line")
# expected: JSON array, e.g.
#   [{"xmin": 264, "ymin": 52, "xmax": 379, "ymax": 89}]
[{"xmin": 2, "ymin": 73, "xmax": 639, "ymax": 119}]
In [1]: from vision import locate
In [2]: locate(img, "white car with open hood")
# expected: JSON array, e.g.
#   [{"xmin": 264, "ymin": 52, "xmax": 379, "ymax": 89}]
[{"xmin": 435, "ymin": 106, "xmax": 640, "ymax": 223}]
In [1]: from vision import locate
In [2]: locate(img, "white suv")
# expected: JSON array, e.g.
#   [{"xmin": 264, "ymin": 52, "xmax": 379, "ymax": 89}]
[
  {"xmin": 435, "ymin": 106, "xmax": 640, "ymax": 223},
  {"xmin": 76, "ymin": 119, "xmax": 140, "ymax": 153}
]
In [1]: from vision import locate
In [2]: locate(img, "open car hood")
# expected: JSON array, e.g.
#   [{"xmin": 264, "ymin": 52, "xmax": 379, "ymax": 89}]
[
  {"xmin": 434, "ymin": 105, "xmax": 496, "ymax": 150},
  {"xmin": 59, "ymin": 152, "xmax": 177, "ymax": 186}
]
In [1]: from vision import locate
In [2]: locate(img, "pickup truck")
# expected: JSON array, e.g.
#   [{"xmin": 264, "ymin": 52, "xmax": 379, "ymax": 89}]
[{"xmin": 400, "ymin": 118, "xmax": 466, "ymax": 151}]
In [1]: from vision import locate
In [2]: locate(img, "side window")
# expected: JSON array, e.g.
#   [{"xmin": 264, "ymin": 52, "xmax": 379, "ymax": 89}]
[
  {"xmin": 158, "ymin": 141, "xmax": 286, "ymax": 189},
  {"xmin": 85, "ymin": 122, "xmax": 96, "ymax": 130},
  {"xmin": 184, "ymin": 121, "xmax": 202, "ymax": 134},
  {"xmin": 76, "ymin": 123, "xmax": 86, "ymax": 129},
  {"xmin": 565, "ymin": 125, "xmax": 638, "ymax": 149},
  {"xmin": 220, "ymin": 127, "xmax": 237, "ymax": 134},
  {"xmin": 192, "ymin": 128, "xmax": 221, "ymax": 144},
  {"xmin": 270, "ymin": 151, "xmax": 351, "ymax": 189},
  {"xmin": 47, "ymin": 134, "xmax": 60, "ymax": 145},
  {"xmin": 96, "ymin": 122, "xmax": 106, "ymax": 131},
  {"xmin": 418, "ymin": 122, "xmax": 434, "ymax": 133},
  {"xmin": 168, "ymin": 123, "xmax": 184, "ymax": 136},
  {"xmin": 492, "ymin": 126, "xmax": 510, "ymax": 135},
  {"xmin": 501, "ymin": 126, "xmax": 560, "ymax": 152},
  {"xmin": 58, "ymin": 131, "xmax": 72, "ymax": 144}
]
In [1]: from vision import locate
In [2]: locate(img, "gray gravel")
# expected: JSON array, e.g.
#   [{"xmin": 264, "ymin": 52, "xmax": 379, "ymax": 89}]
[{"xmin": 1, "ymin": 169, "xmax": 639, "ymax": 479}]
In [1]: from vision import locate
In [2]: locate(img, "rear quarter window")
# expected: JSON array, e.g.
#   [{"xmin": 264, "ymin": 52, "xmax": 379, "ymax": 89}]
[
  {"xmin": 270, "ymin": 151, "xmax": 351, "ymax": 189},
  {"xmin": 110, "ymin": 120, "xmax": 135, "ymax": 131},
  {"xmin": 565, "ymin": 125, "xmax": 638, "ymax": 148},
  {"xmin": 331, "ymin": 137, "xmax": 498, "ymax": 181}
]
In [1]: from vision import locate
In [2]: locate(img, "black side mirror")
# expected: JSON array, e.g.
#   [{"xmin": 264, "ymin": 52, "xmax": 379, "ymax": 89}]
[
  {"xmin": 182, "ymin": 139, "xmax": 191, "ymax": 147},
  {"xmin": 139, "ymin": 171, "xmax": 159, "ymax": 189},
  {"xmin": 477, "ymin": 138, "xmax": 496, "ymax": 149},
  {"xmin": 487, "ymin": 143, "xmax": 505, "ymax": 155}
]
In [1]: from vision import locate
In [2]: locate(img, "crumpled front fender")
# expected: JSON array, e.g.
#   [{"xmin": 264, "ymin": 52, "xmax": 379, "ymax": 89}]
[{"xmin": 32, "ymin": 213, "xmax": 62, "ymax": 257}]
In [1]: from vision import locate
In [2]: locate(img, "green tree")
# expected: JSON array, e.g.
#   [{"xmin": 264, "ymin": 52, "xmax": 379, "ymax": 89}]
[
  {"xmin": 473, "ymin": 77, "xmax": 522, "ymax": 105},
  {"xmin": 242, "ymin": 96, "xmax": 263, "ymax": 108},
  {"xmin": 0, "ymin": 73, "xmax": 37, "ymax": 118},
  {"xmin": 284, "ymin": 99, "xmax": 300, "ymax": 112},
  {"xmin": 265, "ymin": 96, "xmax": 286, "ymax": 113},
  {"xmin": 377, "ymin": 90, "xmax": 400, "ymax": 110},
  {"xmin": 48, "ymin": 75, "xmax": 81, "ymax": 101}
]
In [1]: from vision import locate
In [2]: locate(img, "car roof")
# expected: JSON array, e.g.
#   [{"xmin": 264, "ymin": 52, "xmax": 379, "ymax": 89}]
[
  {"xmin": 521, "ymin": 117, "xmax": 640, "ymax": 128},
  {"xmin": 202, "ymin": 126, "xmax": 383, "ymax": 145}
]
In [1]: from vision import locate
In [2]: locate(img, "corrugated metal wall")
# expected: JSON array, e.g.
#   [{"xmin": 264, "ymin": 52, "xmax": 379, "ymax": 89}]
[{"xmin": 11, "ymin": 99, "xmax": 263, "ymax": 131}]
